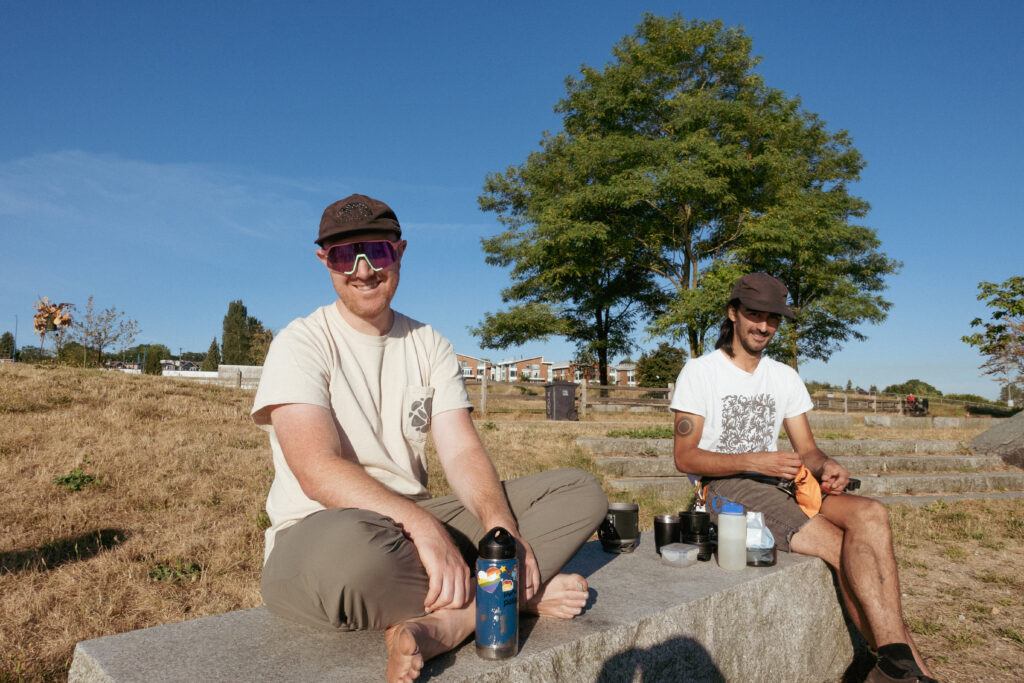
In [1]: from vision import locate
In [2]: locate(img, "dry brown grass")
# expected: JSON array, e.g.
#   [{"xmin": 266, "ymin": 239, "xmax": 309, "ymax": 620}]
[
  {"xmin": 888, "ymin": 499, "xmax": 1024, "ymax": 680},
  {"xmin": 1, "ymin": 364, "xmax": 1020, "ymax": 681},
  {"xmin": 1, "ymin": 364, "xmax": 268, "ymax": 681}
]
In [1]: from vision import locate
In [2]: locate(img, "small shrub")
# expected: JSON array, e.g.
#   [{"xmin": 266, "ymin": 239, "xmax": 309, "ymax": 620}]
[
  {"xmin": 943, "ymin": 546, "xmax": 968, "ymax": 561},
  {"xmin": 479, "ymin": 421, "xmax": 498, "ymax": 431},
  {"xmin": 253, "ymin": 510, "xmax": 271, "ymax": 531},
  {"xmin": 978, "ymin": 572, "xmax": 1020, "ymax": 588},
  {"xmin": 945, "ymin": 630, "xmax": 983, "ymax": 648},
  {"xmin": 149, "ymin": 557, "xmax": 201, "ymax": 582},
  {"xmin": 996, "ymin": 627, "xmax": 1024, "ymax": 647},
  {"xmin": 906, "ymin": 615, "xmax": 943, "ymax": 636},
  {"xmin": 54, "ymin": 459, "xmax": 97, "ymax": 491}
]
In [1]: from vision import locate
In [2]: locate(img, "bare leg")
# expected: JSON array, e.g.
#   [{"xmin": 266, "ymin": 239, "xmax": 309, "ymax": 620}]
[
  {"xmin": 384, "ymin": 602, "xmax": 475, "ymax": 683},
  {"xmin": 798, "ymin": 495, "xmax": 932, "ymax": 678},
  {"xmin": 523, "ymin": 573, "xmax": 590, "ymax": 618},
  {"xmin": 792, "ymin": 516, "xmax": 876, "ymax": 645}
]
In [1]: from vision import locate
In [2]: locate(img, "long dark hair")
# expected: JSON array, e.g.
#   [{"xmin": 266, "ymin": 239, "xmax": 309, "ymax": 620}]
[{"xmin": 714, "ymin": 298, "xmax": 742, "ymax": 357}]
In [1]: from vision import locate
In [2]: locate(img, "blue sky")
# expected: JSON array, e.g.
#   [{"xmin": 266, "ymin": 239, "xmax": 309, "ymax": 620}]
[{"xmin": 1, "ymin": 1, "xmax": 1020, "ymax": 398}]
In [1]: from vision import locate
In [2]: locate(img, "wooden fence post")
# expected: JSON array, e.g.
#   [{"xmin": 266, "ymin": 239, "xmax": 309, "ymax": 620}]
[{"xmin": 480, "ymin": 372, "xmax": 487, "ymax": 415}]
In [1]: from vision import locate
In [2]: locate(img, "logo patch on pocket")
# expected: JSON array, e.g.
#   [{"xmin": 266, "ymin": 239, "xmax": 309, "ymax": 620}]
[{"xmin": 408, "ymin": 396, "xmax": 432, "ymax": 434}]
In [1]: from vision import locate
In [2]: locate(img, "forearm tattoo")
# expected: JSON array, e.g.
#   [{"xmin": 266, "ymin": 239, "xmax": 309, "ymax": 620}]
[{"xmin": 675, "ymin": 416, "xmax": 694, "ymax": 438}]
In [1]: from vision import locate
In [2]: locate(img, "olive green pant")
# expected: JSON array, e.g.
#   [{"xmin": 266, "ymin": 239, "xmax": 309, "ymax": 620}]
[{"xmin": 260, "ymin": 468, "xmax": 607, "ymax": 631}]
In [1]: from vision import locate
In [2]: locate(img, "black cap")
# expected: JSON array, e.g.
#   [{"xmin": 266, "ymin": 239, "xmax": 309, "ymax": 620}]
[{"xmin": 477, "ymin": 527, "xmax": 516, "ymax": 560}]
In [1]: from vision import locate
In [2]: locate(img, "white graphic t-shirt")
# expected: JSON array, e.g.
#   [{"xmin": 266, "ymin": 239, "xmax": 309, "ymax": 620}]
[
  {"xmin": 251, "ymin": 304, "xmax": 472, "ymax": 561},
  {"xmin": 669, "ymin": 349, "xmax": 814, "ymax": 484}
]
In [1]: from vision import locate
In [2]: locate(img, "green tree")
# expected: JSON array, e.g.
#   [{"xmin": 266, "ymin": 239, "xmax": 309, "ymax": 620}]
[
  {"xmin": 57, "ymin": 341, "xmax": 91, "ymax": 367},
  {"xmin": 69, "ymin": 296, "xmax": 139, "ymax": 365},
  {"xmin": 124, "ymin": 343, "xmax": 172, "ymax": 374},
  {"xmin": 944, "ymin": 393, "xmax": 992, "ymax": 404},
  {"xmin": 16, "ymin": 345, "xmax": 48, "ymax": 363},
  {"xmin": 220, "ymin": 300, "xmax": 273, "ymax": 365},
  {"xmin": 221, "ymin": 300, "xmax": 250, "ymax": 365},
  {"xmin": 201, "ymin": 338, "xmax": 221, "ymax": 371},
  {"xmin": 0, "ymin": 331, "xmax": 14, "ymax": 360},
  {"xmin": 882, "ymin": 379, "xmax": 942, "ymax": 397},
  {"xmin": 635, "ymin": 342, "xmax": 687, "ymax": 387},
  {"xmin": 478, "ymin": 14, "xmax": 896, "ymax": 369},
  {"xmin": 477, "ymin": 138, "xmax": 663, "ymax": 383},
  {"xmin": 246, "ymin": 317, "xmax": 274, "ymax": 366},
  {"xmin": 962, "ymin": 276, "xmax": 1024, "ymax": 390}
]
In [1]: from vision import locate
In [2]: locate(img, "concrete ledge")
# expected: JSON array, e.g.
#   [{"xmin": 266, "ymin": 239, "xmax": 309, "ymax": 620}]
[
  {"xmin": 935, "ymin": 417, "xmax": 995, "ymax": 429},
  {"xmin": 808, "ymin": 413, "xmax": 854, "ymax": 430},
  {"xmin": 578, "ymin": 437, "xmax": 963, "ymax": 457},
  {"xmin": 69, "ymin": 542, "xmax": 851, "ymax": 682}
]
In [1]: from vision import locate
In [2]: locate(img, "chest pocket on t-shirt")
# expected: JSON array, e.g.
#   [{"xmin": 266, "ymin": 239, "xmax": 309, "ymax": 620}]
[{"xmin": 403, "ymin": 386, "xmax": 435, "ymax": 445}]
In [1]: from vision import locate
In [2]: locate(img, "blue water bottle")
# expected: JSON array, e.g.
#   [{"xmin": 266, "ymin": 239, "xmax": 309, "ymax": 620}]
[{"xmin": 475, "ymin": 526, "xmax": 518, "ymax": 660}]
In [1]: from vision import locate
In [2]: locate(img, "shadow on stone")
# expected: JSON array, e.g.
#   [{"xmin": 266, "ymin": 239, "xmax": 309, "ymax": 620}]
[
  {"xmin": 595, "ymin": 636, "xmax": 725, "ymax": 682},
  {"xmin": 563, "ymin": 539, "xmax": 627, "ymax": 578},
  {"xmin": 0, "ymin": 528, "xmax": 127, "ymax": 573}
]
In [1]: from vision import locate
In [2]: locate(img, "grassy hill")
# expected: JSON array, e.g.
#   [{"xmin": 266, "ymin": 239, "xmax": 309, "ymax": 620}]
[{"xmin": 1, "ymin": 364, "xmax": 1021, "ymax": 681}]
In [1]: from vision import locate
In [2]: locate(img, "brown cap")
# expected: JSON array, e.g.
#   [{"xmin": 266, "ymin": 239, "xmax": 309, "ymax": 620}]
[
  {"xmin": 316, "ymin": 194, "xmax": 401, "ymax": 246},
  {"xmin": 730, "ymin": 273, "xmax": 795, "ymax": 320}
]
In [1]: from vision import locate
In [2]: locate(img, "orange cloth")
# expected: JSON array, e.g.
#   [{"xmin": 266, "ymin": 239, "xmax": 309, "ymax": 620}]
[{"xmin": 793, "ymin": 465, "xmax": 822, "ymax": 517}]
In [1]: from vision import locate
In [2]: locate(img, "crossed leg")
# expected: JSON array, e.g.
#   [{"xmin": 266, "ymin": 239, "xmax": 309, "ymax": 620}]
[{"xmin": 790, "ymin": 494, "xmax": 932, "ymax": 678}]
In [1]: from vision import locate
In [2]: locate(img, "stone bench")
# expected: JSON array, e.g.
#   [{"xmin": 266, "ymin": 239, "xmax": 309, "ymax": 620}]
[{"xmin": 69, "ymin": 541, "xmax": 853, "ymax": 682}]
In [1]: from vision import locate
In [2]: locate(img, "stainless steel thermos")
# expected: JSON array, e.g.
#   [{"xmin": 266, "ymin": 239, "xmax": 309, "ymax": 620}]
[{"xmin": 475, "ymin": 526, "xmax": 518, "ymax": 659}]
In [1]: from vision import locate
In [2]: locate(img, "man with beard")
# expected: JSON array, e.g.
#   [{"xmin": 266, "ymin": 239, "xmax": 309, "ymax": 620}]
[
  {"xmin": 251, "ymin": 194, "xmax": 606, "ymax": 682},
  {"xmin": 670, "ymin": 273, "xmax": 935, "ymax": 683}
]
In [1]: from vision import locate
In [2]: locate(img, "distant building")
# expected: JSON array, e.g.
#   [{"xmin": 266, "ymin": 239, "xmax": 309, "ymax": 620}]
[
  {"xmin": 609, "ymin": 362, "xmax": 637, "ymax": 387},
  {"xmin": 549, "ymin": 360, "xmax": 599, "ymax": 384},
  {"xmin": 159, "ymin": 359, "xmax": 202, "ymax": 372},
  {"xmin": 455, "ymin": 354, "xmax": 489, "ymax": 380},
  {"xmin": 491, "ymin": 356, "xmax": 551, "ymax": 382}
]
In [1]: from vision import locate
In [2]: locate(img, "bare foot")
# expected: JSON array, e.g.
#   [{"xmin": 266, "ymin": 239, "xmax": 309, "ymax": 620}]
[
  {"xmin": 384, "ymin": 603, "xmax": 475, "ymax": 682},
  {"xmin": 385, "ymin": 622, "xmax": 423, "ymax": 683},
  {"xmin": 524, "ymin": 573, "xmax": 589, "ymax": 618}
]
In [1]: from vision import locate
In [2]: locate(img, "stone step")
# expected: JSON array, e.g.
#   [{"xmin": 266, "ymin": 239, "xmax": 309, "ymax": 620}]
[
  {"xmin": 68, "ymin": 542, "xmax": 853, "ymax": 682},
  {"xmin": 606, "ymin": 472, "xmax": 1024, "ymax": 499},
  {"xmin": 872, "ymin": 491, "xmax": 1024, "ymax": 506},
  {"xmin": 577, "ymin": 437, "xmax": 965, "ymax": 457},
  {"xmin": 594, "ymin": 454, "xmax": 1010, "ymax": 478}
]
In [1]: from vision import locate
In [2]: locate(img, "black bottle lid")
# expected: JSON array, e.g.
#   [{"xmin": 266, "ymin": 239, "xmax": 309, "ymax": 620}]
[{"xmin": 478, "ymin": 526, "xmax": 516, "ymax": 560}]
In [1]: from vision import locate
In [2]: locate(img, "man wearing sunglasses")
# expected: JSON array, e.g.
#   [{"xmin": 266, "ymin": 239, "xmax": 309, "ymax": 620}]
[{"xmin": 251, "ymin": 194, "xmax": 606, "ymax": 682}]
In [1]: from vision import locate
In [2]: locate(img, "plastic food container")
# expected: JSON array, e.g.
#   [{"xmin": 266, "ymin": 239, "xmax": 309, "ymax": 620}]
[{"xmin": 659, "ymin": 542, "xmax": 699, "ymax": 568}]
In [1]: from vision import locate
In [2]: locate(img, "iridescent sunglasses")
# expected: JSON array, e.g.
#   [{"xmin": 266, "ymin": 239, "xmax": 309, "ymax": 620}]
[{"xmin": 322, "ymin": 240, "xmax": 400, "ymax": 274}]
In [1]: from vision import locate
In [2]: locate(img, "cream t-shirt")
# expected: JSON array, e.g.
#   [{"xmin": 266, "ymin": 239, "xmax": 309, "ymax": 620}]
[{"xmin": 251, "ymin": 304, "xmax": 472, "ymax": 561}]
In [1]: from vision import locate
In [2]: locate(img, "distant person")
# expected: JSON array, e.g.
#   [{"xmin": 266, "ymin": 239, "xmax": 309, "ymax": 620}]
[
  {"xmin": 670, "ymin": 273, "xmax": 936, "ymax": 683},
  {"xmin": 250, "ymin": 194, "xmax": 606, "ymax": 682}
]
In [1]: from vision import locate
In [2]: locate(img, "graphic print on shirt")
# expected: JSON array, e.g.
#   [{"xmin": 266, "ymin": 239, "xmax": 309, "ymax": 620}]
[
  {"xmin": 714, "ymin": 394, "xmax": 776, "ymax": 454},
  {"xmin": 408, "ymin": 395, "xmax": 433, "ymax": 434}
]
